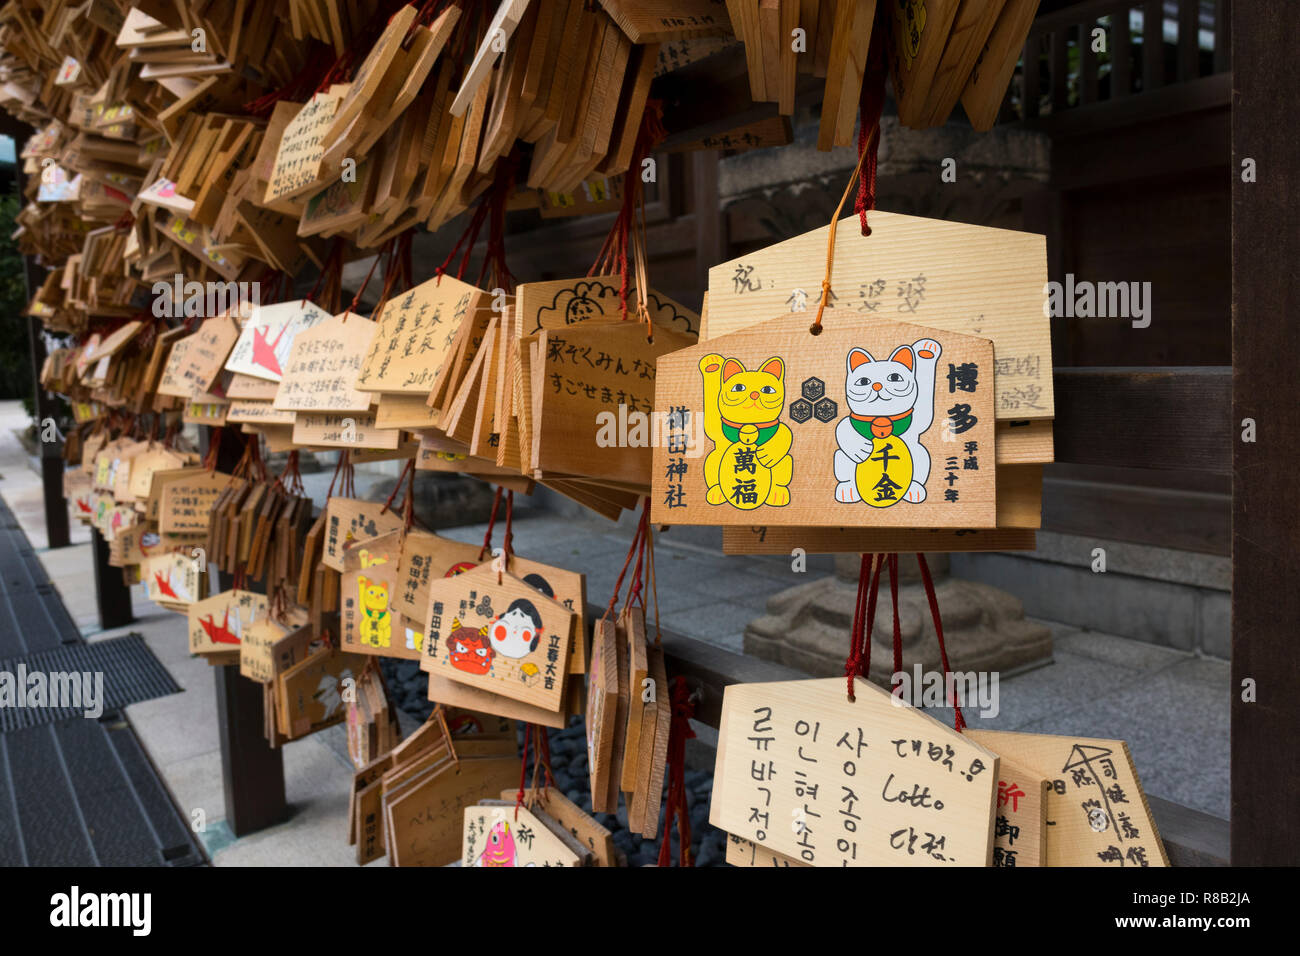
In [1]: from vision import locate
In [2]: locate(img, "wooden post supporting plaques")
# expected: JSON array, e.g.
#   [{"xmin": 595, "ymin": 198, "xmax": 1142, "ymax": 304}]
[
  {"xmin": 1231, "ymin": 0, "xmax": 1300, "ymax": 867},
  {"xmin": 91, "ymin": 526, "xmax": 134, "ymax": 629},
  {"xmin": 206, "ymin": 425, "xmax": 286, "ymax": 837}
]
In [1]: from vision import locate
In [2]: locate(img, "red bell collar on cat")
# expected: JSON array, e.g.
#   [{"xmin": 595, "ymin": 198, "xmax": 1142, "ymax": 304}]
[
  {"xmin": 720, "ymin": 415, "xmax": 782, "ymax": 445},
  {"xmin": 849, "ymin": 408, "xmax": 914, "ymax": 439}
]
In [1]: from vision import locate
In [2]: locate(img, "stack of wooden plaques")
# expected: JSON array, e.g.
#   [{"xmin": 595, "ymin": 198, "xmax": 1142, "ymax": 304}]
[
  {"xmin": 711, "ymin": 674, "xmax": 1168, "ymax": 868},
  {"xmin": 585, "ymin": 606, "xmax": 672, "ymax": 840},
  {"xmin": 349, "ymin": 707, "xmax": 518, "ymax": 866},
  {"xmin": 725, "ymin": 0, "xmax": 1040, "ymax": 143},
  {"xmin": 650, "ymin": 209, "xmax": 1052, "ymax": 555},
  {"xmin": 345, "ymin": 663, "xmax": 402, "ymax": 769}
]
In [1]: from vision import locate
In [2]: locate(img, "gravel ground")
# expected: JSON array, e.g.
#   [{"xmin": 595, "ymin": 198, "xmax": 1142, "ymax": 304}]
[{"xmin": 380, "ymin": 657, "xmax": 727, "ymax": 866}]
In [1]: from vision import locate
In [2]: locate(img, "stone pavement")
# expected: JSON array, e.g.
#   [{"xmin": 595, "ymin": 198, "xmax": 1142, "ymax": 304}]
[{"xmin": 0, "ymin": 400, "xmax": 1229, "ymax": 867}]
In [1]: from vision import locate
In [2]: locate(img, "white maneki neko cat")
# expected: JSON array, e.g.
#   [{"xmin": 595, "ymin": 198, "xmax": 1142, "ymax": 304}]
[{"xmin": 833, "ymin": 338, "xmax": 942, "ymax": 506}]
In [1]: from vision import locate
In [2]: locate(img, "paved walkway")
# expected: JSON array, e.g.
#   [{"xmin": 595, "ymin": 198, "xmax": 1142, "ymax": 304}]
[{"xmin": 0, "ymin": 401, "xmax": 1229, "ymax": 867}]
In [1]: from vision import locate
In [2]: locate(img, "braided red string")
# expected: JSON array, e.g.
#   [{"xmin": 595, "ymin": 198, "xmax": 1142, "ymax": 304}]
[
  {"xmin": 854, "ymin": 14, "xmax": 889, "ymax": 236},
  {"xmin": 917, "ymin": 554, "xmax": 965, "ymax": 731},
  {"xmin": 657, "ymin": 676, "xmax": 697, "ymax": 867}
]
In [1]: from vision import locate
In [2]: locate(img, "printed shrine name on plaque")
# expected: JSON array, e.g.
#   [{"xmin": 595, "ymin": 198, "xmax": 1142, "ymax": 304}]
[{"xmin": 652, "ymin": 314, "xmax": 996, "ymax": 528}]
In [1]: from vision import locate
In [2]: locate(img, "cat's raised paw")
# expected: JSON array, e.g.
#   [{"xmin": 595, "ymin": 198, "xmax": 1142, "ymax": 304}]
[
  {"xmin": 904, "ymin": 481, "xmax": 927, "ymax": 503},
  {"xmin": 835, "ymin": 481, "xmax": 862, "ymax": 503},
  {"xmin": 912, "ymin": 338, "xmax": 942, "ymax": 361}
]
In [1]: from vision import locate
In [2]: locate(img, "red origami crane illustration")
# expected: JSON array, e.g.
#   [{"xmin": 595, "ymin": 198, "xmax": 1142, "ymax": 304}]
[
  {"xmin": 251, "ymin": 322, "xmax": 291, "ymax": 377},
  {"xmin": 153, "ymin": 571, "xmax": 178, "ymax": 599},
  {"xmin": 199, "ymin": 608, "xmax": 241, "ymax": 645}
]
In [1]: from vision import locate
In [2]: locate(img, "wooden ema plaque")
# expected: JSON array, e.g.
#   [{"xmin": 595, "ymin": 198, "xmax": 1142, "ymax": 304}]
[
  {"xmin": 187, "ymin": 589, "xmax": 266, "ymax": 654},
  {"xmin": 340, "ymin": 531, "xmax": 411, "ymax": 659},
  {"xmin": 705, "ymin": 210, "xmax": 1052, "ymax": 426},
  {"xmin": 585, "ymin": 617, "xmax": 619, "ymax": 813},
  {"xmin": 142, "ymin": 551, "xmax": 202, "ymax": 607},
  {"xmin": 462, "ymin": 803, "xmax": 582, "ymax": 867},
  {"xmin": 711, "ymin": 677, "xmax": 999, "ymax": 866},
  {"xmin": 321, "ymin": 497, "xmax": 405, "ymax": 572},
  {"xmin": 159, "ymin": 469, "xmax": 237, "ymax": 535},
  {"xmin": 273, "ymin": 313, "xmax": 379, "ymax": 413},
  {"xmin": 385, "ymin": 754, "xmax": 519, "ymax": 867},
  {"xmin": 278, "ymin": 647, "xmax": 367, "ymax": 739},
  {"xmin": 536, "ymin": 319, "xmax": 697, "ymax": 487},
  {"xmin": 357, "ymin": 274, "xmax": 488, "ymax": 394},
  {"xmin": 967, "ymin": 729, "xmax": 1169, "ymax": 867},
  {"xmin": 393, "ymin": 528, "xmax": 481, "ymax": 619},
  {"xmin": 421, "ymin": 563, "xmax": 574, "ymax": 714},
  {"xmin": 988, "ymin": 756, "xmax": 1049, "ymax": 868},
  {"xmin": 292, "ymin": 411, "xmax": 401, "ymax": 449},
  {"xmin": 225, "ymin": 299, "xmax": 331, "ymax": 382},
  {"xmin": 515, "ymin": 274, "xmax": 699, "ymax": 338},
  {"xmin": 651, "ymin": 314, "xmax": 996, "ymax": 528},
  {"xmin": 409, "ymin": 545, "xmax": 589, "ymax": 678}
]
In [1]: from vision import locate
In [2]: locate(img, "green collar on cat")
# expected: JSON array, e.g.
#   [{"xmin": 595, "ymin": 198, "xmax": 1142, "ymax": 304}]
[
  {"xmin": 721, "ymin": 418, "xmax": 780, "ymax": 446},
  {"xmin": 850, "ymin": 410, "xmax": 913, "ymax": 439}
]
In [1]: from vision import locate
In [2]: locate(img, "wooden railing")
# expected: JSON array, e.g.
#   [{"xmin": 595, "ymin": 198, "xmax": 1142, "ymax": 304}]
[{"xmin": 1006, "ymin": 0, "xmax": 1231, "ymax": 126}]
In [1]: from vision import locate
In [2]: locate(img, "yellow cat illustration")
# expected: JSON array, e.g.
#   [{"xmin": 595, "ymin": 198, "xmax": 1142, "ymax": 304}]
[
  {"xmin": 357, "ymin": 575, "xmax": 392, "ymax": 648},
  {"xmin": 699, "ymin": 353, "xmax": 794, "ymax": 509}
]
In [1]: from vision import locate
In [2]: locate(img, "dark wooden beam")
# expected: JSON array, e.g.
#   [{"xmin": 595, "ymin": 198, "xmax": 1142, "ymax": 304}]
[
  {"xmin": 1042, "ymin": 476, "xmax": 1230, "ymax": 555},
  {"xmin": 652, "ymin": 44, "xmax": 821, "ymax": 151},
  {"xmin": 1022, "ymin": 71, "xmax": 1231, "ymax": 137},
  {"xmin": 1053, "ymin": 366, "xmax": 1230, "ymax": 474},
  {"xmin": 1231, "ymin": 0, "xmax": 1300, "ymax": 867}
]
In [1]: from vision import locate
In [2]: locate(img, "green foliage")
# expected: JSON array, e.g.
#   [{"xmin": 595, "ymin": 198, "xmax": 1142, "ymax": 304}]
[{"xmin": 0, "ymin": 186, "xmax": 34, "ymax": 402}]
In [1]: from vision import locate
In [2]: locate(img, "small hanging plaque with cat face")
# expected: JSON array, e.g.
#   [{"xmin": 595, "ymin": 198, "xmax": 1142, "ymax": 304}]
[
  {"xmin": 651, "ymin": 314, "xmax": 996, "ymax": 528},
  {"xmin": 340, "ymin": 530, "xmax": 409, "ymax": 659}
]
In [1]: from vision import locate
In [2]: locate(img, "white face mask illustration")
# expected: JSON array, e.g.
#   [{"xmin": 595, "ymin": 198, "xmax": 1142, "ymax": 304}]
[{"xmin": 489, "ymin": 601, "xmax": 543, "ymax": 660}]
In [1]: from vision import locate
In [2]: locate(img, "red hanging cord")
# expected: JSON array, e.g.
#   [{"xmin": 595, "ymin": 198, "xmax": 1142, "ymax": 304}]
[
  {"xmin": 589, "ymin": 101, "xmax": 667, "ymax": 323},
  {"xmin": 602, "ymin": 499, "xmax": 650, "ymax": 623},
  {"xmin": 435, "ymin": 199, "xmax": 491, "ymax": 284},
  {"xmin": 343, "ymin": 244, "xmax": 385, "ymax": 321},
  {"xmin": 844, "ymin": 553, "xmax": 871, "ymax": 700},
  {"xmin": 478, "ymin": 485, "xmax": 504, "ymax": 561},
  {"xmin": 203, "ymin": 427, "xmax": 224, "ymax": 471},
  {"xmin": 656, "ymin": 676, "xmax": 697, "ymax": 867},
  {"xmin": 917, "ymin": 554, "xmax": 965, "ymax": 731},
  {"xmin": 477, "ymin": 150, "xmax": 519, "ymax": 293},
  {"xmin": 854, "ymin": 15, "xmax": 889, "ymax": 236},
  {"xmin": 514, "ymin": 722, "xmax": 531, "ymax": 820},
  {"xmin": 887, "ymin": 553, "xmax": 902, "ymax": 679},
  {"xmin": 498, "ymin": 490, "xmax": 514, "ymax": 582}
]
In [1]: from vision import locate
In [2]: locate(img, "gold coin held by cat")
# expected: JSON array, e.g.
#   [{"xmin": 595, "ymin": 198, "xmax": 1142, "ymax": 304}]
[
  {"xmin": 720, "ymin": 439, "xmax": 772, "ymax": 510},
  {"xmin": 855, "ymin": 437, "xmax": 914, "ymax": 509}
]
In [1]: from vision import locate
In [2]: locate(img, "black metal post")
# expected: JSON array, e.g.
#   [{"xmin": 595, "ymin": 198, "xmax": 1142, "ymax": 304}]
[
  {"xmin": 91, "ymin": 526, "xmax": 134, "ymax": 629},
  {"xmin": 14, "ymin": 153, "xmax": 70, "ymax": 550}
]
